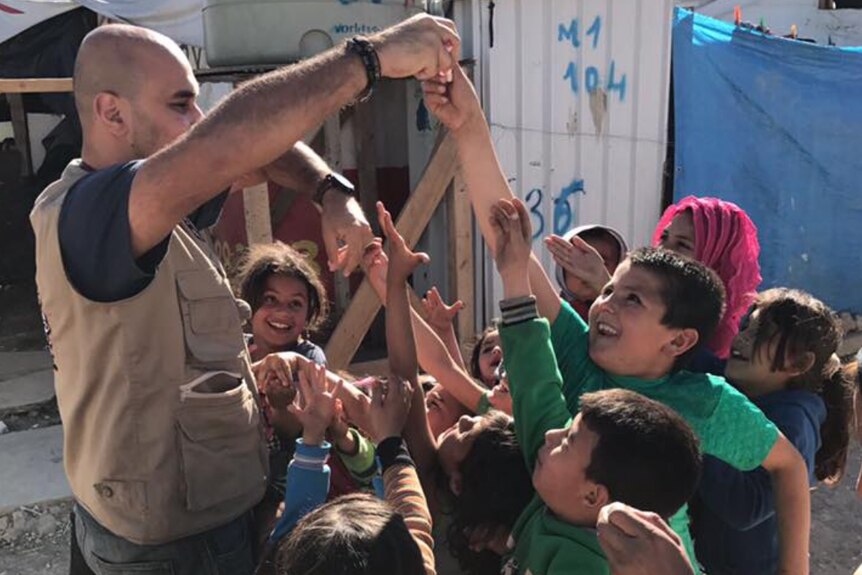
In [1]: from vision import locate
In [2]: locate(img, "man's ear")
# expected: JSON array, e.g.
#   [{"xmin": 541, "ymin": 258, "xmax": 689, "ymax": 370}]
[
  {"xmin": 664, "ymin": 328, "xmax": 699, "ymax": 359},
  {"xmin": 93, "ymin": 92, "xmax": 130, "ymax": 137}
]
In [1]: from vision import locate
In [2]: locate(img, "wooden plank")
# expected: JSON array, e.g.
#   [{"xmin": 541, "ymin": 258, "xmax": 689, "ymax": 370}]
[
  {"xmin": 242, "ymin": 183, "xmax": 273, "ymax": 246},
  {"xmin": 0, "ymin": 78, "xmax": 73, "ymax": 94},
  {"xmin": 448, "ymin": 167, "xmax": 475, "ymax": 343},
  {"xmin": 7, "ymin": 94, "xmax": 31, "ymax": 177},
  {"xmin": 353, "ymin": 100, "xmax": 379, "ymax": 234},
  {"xmin": 324, "ymin": 130, "xmax": 459, "ymax": 369}
]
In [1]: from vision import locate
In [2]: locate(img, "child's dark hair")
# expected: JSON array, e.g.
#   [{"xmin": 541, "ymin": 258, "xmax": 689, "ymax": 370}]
[
  {"xmin": 468, "ymin": 324, "xmax": 500, "ymax": 384},
  {"xmin": 446, "ymin": 411, "xmax": 534, "ymax": 575},
  {"xmin": 628, "ymin": 247, "xmax": 726, "ymax": 370},
  {"xmin": 750, "ymin": 288, "xmax": 853, "ymax": 485},
  {"xmin": 580, "ymin": 388, "xmax": 702, "ymax": 519},
  {"xmin": 237, "ymin": 242, "xmax": 329, "ymax": 332},
  {"xmin": 275, "ymin": 492, "xmax": 423, "ymax": 575}
]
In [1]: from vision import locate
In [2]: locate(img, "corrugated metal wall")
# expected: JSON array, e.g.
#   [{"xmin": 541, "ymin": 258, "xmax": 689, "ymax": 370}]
[{"xmin": 476, "ymin": 0, "xmax": 674, "ymax": 323}]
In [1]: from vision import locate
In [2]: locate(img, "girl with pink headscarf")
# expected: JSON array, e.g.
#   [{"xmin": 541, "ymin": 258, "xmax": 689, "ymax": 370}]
[{"xmin": 652, "ymin": 196, "xmax": 762, "ymax": 360}]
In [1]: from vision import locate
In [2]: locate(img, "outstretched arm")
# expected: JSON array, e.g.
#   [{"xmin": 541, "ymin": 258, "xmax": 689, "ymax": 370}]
[
  {"xmin": 376, "ymin": 202, "xmax": 438, "ymax": 480},
  {"xmin": 491, "ymin": 199, "xmax": 570, "ymax": 468},
  {"xmin": 129, "ymin": 15, "xmax": 460, "ymax": 275},
  {"xmin": 364, "ymin": 251, "xmax": 492, "ymax": 415},
  {"xmin": 423, "ymin": 67, "xmax": 562, "ymax": 323}
]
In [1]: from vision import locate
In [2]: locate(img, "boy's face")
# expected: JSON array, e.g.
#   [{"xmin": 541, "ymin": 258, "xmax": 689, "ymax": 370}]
[
  {"xmin": 426, "ymin": 384, "xmax": 469, "ymax": 439},
  {"xmin": 588, "ymin": 261, "xmax": 691, "ymax": 379},
  {"xmin": 437, "ymin": 414, "xmax": 486, "ymax": 484},
  {"xmin": 533, "ymin": 414, "xmax": 606, "ymax": 525}
]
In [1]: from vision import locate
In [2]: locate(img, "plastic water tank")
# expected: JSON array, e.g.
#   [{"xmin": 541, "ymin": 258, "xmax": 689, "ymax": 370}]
[{"xmin": 203, "ymin": 0, "xmax": 430, "ymax": 67}]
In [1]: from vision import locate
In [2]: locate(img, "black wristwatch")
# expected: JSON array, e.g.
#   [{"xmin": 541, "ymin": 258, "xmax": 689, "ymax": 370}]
[{"xmin": 313, "ymin": 173, "xmax": 355, "ymax": 206}]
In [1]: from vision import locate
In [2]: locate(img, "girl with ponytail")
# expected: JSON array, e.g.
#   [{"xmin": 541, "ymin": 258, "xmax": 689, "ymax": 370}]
[{"xmin": 692, "ymin": 288, "xmax": 854, "ymax": 575}]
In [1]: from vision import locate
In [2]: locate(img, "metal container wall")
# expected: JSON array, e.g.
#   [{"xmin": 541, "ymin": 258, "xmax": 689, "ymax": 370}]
[{"xmin": 478, "ymin": 0, "xmax": 674, "ymax": 322}]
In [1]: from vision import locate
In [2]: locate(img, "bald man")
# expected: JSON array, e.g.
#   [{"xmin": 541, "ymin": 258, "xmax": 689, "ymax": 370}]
[{"xmin": 30, "ymin": 17, "xmax": 459, "ymax": 575}]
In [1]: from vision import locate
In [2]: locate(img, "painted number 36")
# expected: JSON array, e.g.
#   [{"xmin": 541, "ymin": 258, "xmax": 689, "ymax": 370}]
[{"xmin": 525, "ymin": 179, "xmax": 585, "ymax": 240}]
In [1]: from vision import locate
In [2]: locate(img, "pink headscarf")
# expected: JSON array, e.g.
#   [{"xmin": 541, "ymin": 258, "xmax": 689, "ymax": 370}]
[{"xmin": 652, "ymin": 196, "xmax": 762, "ymax": 359}]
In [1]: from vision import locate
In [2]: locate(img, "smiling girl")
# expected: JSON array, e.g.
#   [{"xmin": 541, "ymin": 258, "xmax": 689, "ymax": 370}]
[
  {"xmin": 692, "ymin": 288, "xmax": 854, "ymax": 575},
  {"xmin": 238, "ymin": 241, "xmax": 329, "ymax": 365}
]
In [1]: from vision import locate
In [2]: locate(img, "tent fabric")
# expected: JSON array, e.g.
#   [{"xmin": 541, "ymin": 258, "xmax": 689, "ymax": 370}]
[
  {"xmin": 0, "ymin": 0, "xmax": 204, "ymax": 46},
  {"xmin": 673, "ymin": 8, "xmax": 862, "ymax": 313},
  {"xmin": 0, "ymin": 0, "xmax": 77, "ymax": 46}
]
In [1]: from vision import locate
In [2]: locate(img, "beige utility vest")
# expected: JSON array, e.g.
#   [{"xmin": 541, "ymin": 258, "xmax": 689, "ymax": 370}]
[{"xmin": 30, "ymin": 160, "xmax": 268, "ymax": 545}]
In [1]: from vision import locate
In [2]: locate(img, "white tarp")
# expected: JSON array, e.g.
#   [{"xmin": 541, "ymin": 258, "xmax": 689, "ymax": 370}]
[{"xmin": 1, "ymin": 0, "xmax": 205, "ymax": 46}]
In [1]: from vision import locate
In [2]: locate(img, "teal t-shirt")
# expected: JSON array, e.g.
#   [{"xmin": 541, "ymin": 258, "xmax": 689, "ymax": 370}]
[
  {"xmin": 546, "ymin": 300, "xmax": 780, "ymax": 564},
  {"xmin": 549, "ymin": 301, "xmax": 779, "ymax": 469}
]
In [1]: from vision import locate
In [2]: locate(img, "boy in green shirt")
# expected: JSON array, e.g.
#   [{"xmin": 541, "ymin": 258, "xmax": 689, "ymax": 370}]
[
  {"xmin": 422, "ymin": 64, "xmax": 812, "ymax": 575},
  {"xmin": 491, "ymin": 201, "xmax": 701, "ymax": 574}
]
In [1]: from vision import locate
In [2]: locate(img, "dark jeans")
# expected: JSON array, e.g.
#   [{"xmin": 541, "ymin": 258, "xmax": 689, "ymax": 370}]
[{"xmin": 74, "ymin": 504, "xmax": 256, "ymax": 575}]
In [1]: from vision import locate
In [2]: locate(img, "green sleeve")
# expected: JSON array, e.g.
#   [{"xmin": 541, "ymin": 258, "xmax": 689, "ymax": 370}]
[
  {"xmin": 701, "ymin": 381, "xmax": 780, "ymax": 471},
  {"xmin": 475, "ymin": 390, "xmax": 491, "ymax": 415},
  {"xmin": 547, "ymin": 552, "xmax": 609, "ymax": 575},
  {"xmin": 501, "ymin": 318, "xmax": 573, "ymax": 471},
  {"xmin": 335, "ymin": 428, "xmax": 377, "ymax": 485},
  {"xmin": 550, "ymin": 301, "xmax": 594, "ymax": 412}
]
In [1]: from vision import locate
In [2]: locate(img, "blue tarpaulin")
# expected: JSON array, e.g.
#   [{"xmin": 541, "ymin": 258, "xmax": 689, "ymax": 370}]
[{"xmin": 673, "ymin": 8, "xmax": 862, "ymax": 312}]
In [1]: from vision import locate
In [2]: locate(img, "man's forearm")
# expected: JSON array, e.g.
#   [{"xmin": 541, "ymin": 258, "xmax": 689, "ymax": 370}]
[
  {"xmin": 139, "ymin": 47, "xmax": 365, "ymax": 221},
  {"xmin": 263, "ymin": 142, "xmax": 331, "ymax": 196}
]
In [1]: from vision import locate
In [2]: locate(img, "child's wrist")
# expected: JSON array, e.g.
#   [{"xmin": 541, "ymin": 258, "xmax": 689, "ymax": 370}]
[
  {"xmin": 302, "ymin": 424, "xmax": 327, "ymax": 446},
  {"xmin": 335, "ymin": 429, "xmax": 358, "ymax": 455},
  {"xmin": 501, "ymin": 272, "xmax": 531, "ymax": 299}
]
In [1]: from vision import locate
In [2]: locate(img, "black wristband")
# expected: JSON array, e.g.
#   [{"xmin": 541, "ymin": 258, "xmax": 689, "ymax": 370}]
[
  {"xmin": 499, "ymin": 295, "xmax": 538, "ymax": 326},
  {"xmin": 376, "ymin": 436, "xmax": 414, "ymax": 473},
  {"xmin": 346, "ymin": 36, "xmax": 381, "ymax": 103}
]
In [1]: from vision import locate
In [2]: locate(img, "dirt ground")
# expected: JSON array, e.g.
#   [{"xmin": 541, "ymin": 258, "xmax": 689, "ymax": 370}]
[{"xmin": 1, "ymin": 447, "xmax": 860, "ymax": 574}]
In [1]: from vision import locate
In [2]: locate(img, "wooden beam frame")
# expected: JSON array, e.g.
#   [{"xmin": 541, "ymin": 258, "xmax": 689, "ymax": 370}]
[
  {"xmin": 0, "ymin": 78, "xmax": 73, "ymax": 94},
  {"xmin": 0, "ymin": 78, "xmax": 74, "ymax": 179},
  {"xmin": 324, "ymin": 130, "xmax": 459, "ymax": 369},
  {"xmin": 448, "ymin": 168, "xmax": 475, "ymax": 345}
]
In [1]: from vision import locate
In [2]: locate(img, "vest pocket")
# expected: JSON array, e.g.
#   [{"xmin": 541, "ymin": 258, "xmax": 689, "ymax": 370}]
[
  {"xmin": 176, "ymin": 372, "xmax": 266, "ymax": 512},
  {"xmin": 176, "ymin": 270, "xmax": 245, "ymax": 363}
]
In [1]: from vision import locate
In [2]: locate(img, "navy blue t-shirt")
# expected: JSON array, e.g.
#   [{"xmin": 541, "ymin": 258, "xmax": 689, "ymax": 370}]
[{"xmin": 58, "ymin": 161, "xmax": 228, "ymax": 303}]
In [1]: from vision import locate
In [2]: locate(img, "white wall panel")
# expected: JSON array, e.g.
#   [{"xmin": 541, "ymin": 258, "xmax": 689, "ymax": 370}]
[{"xmin": 478, "ymin": 0, "xmax": 673, "ymax": 323}]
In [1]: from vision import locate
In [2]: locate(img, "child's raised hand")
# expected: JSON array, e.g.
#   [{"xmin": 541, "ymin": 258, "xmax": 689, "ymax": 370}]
[
  {"xmin": 421, "ymin": 64, "xmax": 482, "ymax": 133},
  {"xmin": 422, "ymin": 286, "xmax": 464, "ymax": 334},
  {"xmin": 544, "ymin": 234, "xmax": 611, "ymax": 297},
  {"xmin": 288, "ymin": 361, "xmax": 343, "ymax": 446},
  {"xmin": 367, "ymin": 376, "xmax": 414, "ymax": 444},
  {"xmin": 252, "ymin": 353, "xmax": 298, "ymax": 410},
  {"xmin": 376, "ymin": 201, "xmax": 430, "ymax": 283},
  {"xmin": 361, "ymin": 241, "xmax": 389, "ymax": 300},
  {"xmin": 487, "ymin": 381, "xmax": 513, "ymax": 415},
  {"xmin": 489, "ymin": 198, "xmax": 533, "ymax": 280}
]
